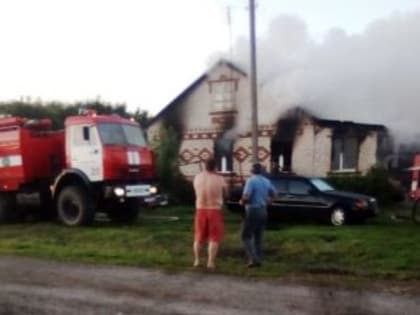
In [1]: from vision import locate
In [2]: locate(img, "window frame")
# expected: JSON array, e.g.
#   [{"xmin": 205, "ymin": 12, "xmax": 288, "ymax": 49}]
[
  {"xmin": 214, "ymin": 137, "xmax": 234, "ymax": 173},
  {"xmin": 331, "ymin": 135, "xmax": 359, "ymax": 173},
  {"xmin": 208, "ymin": 77, "xmax": 238, "ymax": 113},
  {"xmin": 71, "ymin": 125, "xmax": 99, "ymax": 147}
]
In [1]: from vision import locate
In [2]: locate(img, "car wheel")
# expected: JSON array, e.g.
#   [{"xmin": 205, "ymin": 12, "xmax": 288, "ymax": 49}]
[{"xmin": 330, "ymin": 207, "xmax": 347, "ymax": 226}]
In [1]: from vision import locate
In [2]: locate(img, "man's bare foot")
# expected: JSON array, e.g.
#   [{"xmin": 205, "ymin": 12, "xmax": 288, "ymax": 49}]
[{"xmin": 206, "ymin": 264, "xmax": 216, "ymax": 271}]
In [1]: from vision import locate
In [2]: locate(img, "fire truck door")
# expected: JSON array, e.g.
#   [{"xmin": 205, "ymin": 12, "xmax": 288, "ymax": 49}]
[{"xmin": 67, "ymin": 125, "xmax": 103, "ymax": 181}]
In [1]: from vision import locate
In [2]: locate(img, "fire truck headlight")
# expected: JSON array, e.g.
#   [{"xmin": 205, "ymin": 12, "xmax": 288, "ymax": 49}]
[
  {"xmin": 149, "ymin": 186, "xmax": 158, "ymax": 194},
  {"xmin": 114, "ymin": 187, "xmax": 126, "ymax": 197}
]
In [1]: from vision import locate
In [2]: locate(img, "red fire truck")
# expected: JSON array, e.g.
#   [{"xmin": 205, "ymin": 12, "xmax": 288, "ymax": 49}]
[
  {"xmin": 408, "ymin": 153, "xmax": 420, "ymax": 223},
  {"xmin": 0, "ymin": 110, "xmax": 157, "ymax": 226},
  {"xmin": 408, "ymin": 154, "xmax": 420, "ymax": 200}
]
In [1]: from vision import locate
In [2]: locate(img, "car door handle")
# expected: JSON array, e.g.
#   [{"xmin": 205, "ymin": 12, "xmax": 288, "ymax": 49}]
[{"xmin": 282, "ymin": 195, "xmax": 293, "ymax": 199}]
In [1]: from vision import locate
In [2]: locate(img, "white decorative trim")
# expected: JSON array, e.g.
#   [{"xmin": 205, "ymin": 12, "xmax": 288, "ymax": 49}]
[{"xmin": 127, "ymin": 151, "xmax": 141, "ymax": 165}]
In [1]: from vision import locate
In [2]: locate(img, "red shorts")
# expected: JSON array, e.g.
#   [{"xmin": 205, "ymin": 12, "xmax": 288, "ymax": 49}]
[{"xmin": 194, "ymin": 209, "xmax": 224, "ymax": 243}]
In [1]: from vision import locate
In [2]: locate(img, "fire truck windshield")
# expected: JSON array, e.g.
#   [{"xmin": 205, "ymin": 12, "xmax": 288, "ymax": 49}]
[{"xmin": 98, "ymin": 123, "xmax": 147, "ymax": 147}]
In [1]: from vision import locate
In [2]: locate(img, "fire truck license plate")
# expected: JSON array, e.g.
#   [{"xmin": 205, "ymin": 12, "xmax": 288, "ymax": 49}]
[{"xmin": 125, "ymin": 185, "xmax": 151, "ymax": 197}]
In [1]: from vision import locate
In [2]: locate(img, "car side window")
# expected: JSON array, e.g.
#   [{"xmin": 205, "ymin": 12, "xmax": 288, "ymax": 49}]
[
  {"xmin": 288, "ymin": 180, "xmax": 312, "ymax": 195},
  {"xmin": 272, "ymin": 179, "xmax": 288, "ymax": 195}
]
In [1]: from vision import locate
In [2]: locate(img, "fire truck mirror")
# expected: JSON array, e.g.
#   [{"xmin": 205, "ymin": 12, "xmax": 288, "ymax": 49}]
[{"xmin": 83, "ymin": 126, "xmax": 90, "ymax": 141}]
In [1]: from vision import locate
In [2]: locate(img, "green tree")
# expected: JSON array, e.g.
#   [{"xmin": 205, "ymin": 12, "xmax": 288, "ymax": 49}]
[
  {"xmin": 132, "ymin": 108, "xmax": 149, "ymax": 127},
  {"xmin": 155, "ymin": 126, "xmax": 180, "ymax": 190},
  {"xmin": 154, "ymin": 125, "xmax": 194, "ymax": 204},
  {"xmin": 0, "ymin": 100, "xmax": 148, "ymax": 130}
]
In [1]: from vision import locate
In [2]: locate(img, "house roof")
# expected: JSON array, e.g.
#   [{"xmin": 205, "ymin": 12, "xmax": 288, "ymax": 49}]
[
  {"xmin": 147, "ymin": 67, "xmax": 387, "ymax": 133},
  {"xmin": 147, "ymin": 73, "xmax": 207, "ymax": 127},
  {"xmin": 147, "ymin": 60, "xmax": 247, "ymax": 127},
  {"xmin": 215, "ymin": 59, "xmax": 247, "ymax": 77},
  {"xmin": 314, "ymin": 118, "xmax": 386, "ymax": 131},
  {"xmin": 278, "ymin": 107, "xmax": 386, "ymax": 131}
]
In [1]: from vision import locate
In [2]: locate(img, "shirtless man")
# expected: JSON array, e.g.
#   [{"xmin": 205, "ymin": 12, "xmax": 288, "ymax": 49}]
[{"xmin": 193, "ymin": 158, "xmax": 227, "ymax": 270}]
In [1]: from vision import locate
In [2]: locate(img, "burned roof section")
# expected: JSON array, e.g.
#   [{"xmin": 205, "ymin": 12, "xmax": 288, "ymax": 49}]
[
  {"xmin": 314, "ymin": 118, "xmax": 386, "ymax": 132},
  {"xmin": 276, "ymin": 106, "xmax": 387, "ymax": 132}
]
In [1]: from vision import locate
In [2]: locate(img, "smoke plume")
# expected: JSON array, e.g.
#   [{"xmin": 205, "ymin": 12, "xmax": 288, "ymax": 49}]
[{"xmin": 217, "ymin": 10, "xmax": 420, "ymax": 143}]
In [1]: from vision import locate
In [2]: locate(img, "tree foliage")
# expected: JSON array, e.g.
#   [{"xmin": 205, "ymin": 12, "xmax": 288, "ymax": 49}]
[
  {"xmin": 132, "ymin": 108, "xmax": 149, "ymax": 127},
  {"xmin": 155, "ymin": 126, "xmax": 180, "ymax": 188},
  {"xmin": 155, "ymin": 126, "xmax": 194, "ymax": 204},
  {"xmin": 0, "ymin": 100, "xmax": 149, "ymax": 129}
]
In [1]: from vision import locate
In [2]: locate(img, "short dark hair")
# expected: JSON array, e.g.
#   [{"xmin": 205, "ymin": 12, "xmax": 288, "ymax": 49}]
[
  {"xmin": 205, "ymin": 158, "xmax": 217, "ymax": 172},
  {"xmin": 251, "ymin": 163, "xmax": 263, "ymax": 174}
]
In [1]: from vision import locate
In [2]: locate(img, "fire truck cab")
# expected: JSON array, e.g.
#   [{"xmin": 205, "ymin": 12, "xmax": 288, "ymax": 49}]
[
  {"xmin": 408, "ymin": 154, "xmax": 420, "ymax": 201},
  {"xmin": 0, "ymin": 111, "xmax": 157, "ymax": 226}
]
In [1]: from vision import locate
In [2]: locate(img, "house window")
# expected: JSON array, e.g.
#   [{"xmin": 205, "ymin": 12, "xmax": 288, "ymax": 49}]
[
  {"xmin": 270, "ymin": 140, "xmax": 293, "ymax": 172},
  {"xmin": 214, "ymin": 138, "xmax": 234, "ymax": 172},
  {"xmin": 332, "ymin": 136, "xmax": 359, "ymax": 172},
  {"xmin": 209, "ymin": 79, "xmax": 237, "ymax": 112}
]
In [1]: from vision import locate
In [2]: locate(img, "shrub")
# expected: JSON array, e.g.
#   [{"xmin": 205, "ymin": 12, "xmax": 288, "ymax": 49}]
[
  {"xmin": 169, "ymin": 176, "xmax": 195, "ymax": 205},
  {"xmin": 327, "ymin": 167, "xmax": 405, "ymax": 206},
  {"xmin": 155, "ymin": 126, "xmax": 180, "ymax": 189},
  {"xmin": 154, "ymin": 126, "xmax": 195, "ymax": 205}
]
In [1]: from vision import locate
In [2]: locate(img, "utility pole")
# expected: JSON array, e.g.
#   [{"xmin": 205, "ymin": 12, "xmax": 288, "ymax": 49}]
[
  {"xmin": 249, "ymin": 0, "xmax": 258, "ymax": 164},
  {"xmin": 227, "ymin": 6, "xmax": 233, "ymax": 62}
]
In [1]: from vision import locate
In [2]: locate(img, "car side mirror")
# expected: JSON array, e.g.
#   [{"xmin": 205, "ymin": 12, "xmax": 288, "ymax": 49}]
[{"xmin": 83, "ymin": 126, "xmax": 90, "ymax": 141}]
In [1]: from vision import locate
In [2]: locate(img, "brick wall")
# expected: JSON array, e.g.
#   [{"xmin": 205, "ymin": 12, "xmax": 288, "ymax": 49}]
[
  {"xmin": 359, "ymin": 132, "xmax": 378, "ymax": 174},
  {"xmin": 291, "ymin": 121, "xmax": 332, "ymax": 177}
]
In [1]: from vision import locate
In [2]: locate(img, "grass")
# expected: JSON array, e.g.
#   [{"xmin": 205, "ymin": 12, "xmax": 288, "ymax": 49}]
[{"xmin": 1, "ymin": 204, "xmax": 420, "ymax": 284}]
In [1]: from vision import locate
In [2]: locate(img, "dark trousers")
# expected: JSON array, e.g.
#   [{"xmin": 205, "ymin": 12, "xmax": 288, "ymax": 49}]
[{"xmin": 241, "ymin": 206, "xmax": 267, "ymax": 264}]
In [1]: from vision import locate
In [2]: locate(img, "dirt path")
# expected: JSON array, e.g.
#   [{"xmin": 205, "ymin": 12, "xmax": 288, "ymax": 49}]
[{"xmin": 0, "ymin": 256, "xmax": 420, "ymax": 315}]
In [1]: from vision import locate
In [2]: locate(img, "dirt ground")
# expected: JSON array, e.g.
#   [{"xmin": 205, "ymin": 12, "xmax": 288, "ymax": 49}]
[{"xmin": 0, "ymin": 256, "xmax": 420, "ymax": 315}]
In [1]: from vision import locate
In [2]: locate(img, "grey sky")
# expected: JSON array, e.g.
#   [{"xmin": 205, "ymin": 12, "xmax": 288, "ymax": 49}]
[{"xmin": 0, "ymin": 0, "xmax": 419, "ymax": 115}]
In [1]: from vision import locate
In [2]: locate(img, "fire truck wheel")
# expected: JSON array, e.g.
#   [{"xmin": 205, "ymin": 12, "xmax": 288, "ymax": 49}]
[
  {"xmin": 57, "ymin": 186, "xmax": 95, "ymax": 226},
  {"xmin": 0, "ymin": 193, "xmax": 17, "ymax": 223},
  {"xmin": 107, "ymin": 199, "xmax": 140, "ymax": 224}
]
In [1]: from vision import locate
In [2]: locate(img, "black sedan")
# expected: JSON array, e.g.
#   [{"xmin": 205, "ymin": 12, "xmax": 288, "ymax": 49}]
[{"xmin": 226, "ymin": 175, "xmax": 379, "ymax": 226}]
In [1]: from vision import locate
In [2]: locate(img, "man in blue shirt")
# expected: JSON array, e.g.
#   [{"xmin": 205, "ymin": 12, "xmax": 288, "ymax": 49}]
[{"xmin": 240, "ymin": 163, "xmax": 276, "ymax": 267}]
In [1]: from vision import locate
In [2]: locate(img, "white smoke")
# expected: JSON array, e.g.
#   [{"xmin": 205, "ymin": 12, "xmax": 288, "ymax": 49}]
[{"xmin": 216, "ymin": 10, "xmax": 420, "ymax": 143}]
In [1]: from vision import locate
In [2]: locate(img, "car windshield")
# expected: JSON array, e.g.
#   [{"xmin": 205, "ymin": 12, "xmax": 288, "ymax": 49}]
[
  {"xmin": 310, "ymin": 179, "xmax": 335, "ymax": 192},
  {"xmin": 98, "ymin": 123, "xmax": 147, "ymax": 147}
]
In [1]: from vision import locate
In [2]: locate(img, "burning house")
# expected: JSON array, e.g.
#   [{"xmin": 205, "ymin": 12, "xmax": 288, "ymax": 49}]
[{"xmin": 147, "ymin": 60, "xmax": 388, "ymax": 180}]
